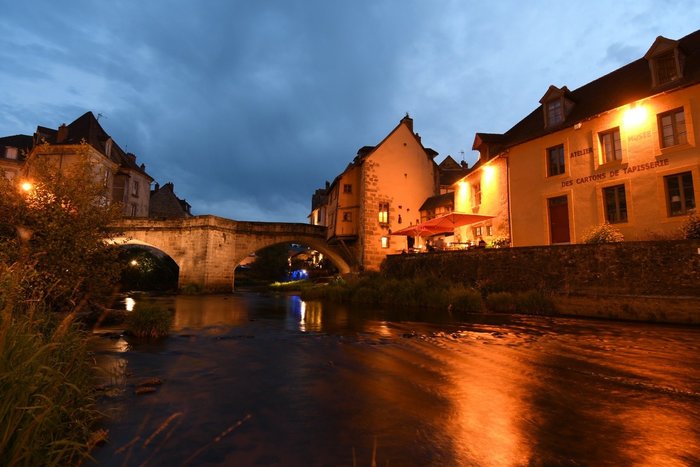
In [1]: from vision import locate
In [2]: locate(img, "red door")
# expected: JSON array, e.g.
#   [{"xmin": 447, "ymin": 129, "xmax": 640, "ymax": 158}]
[{"xmin": 548, "ymin": 196, "xmax": 570, "ymax": 244}]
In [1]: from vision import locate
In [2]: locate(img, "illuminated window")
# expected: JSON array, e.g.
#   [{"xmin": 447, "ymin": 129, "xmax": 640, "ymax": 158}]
[
  {"xmin": 603, "ymin": 185, "xmax": 627, "ymax": 223},
  {"xmin": 343, "ymin": 184, "xmax": 352, "ymax": 194},
  {"xmin": 472, "ymin": 183, "xmax": 481, "ymax": 206},
  {"xmin": 132, "ymin": 180, "xmax": 139, "ymax": 197},
  {"xmin": 486, "ymin": 225, "xmax": 493, "ymax": 236},
  {"xmin": 473, "ymin": 226, "xmax": 483, "ymax": 237},
  {"xmin": 4, "ymin": 147, "xmax": 18, "ymax": 159},
  {"xmin": 658, "ymin": 108, "xmax": 687, "ymax": 148},
  {"xmin": 547, "ymin": 144, "xmax": 565, "ymax": 176},
  {"xmin": 600, "ymin": 128, "xmax": 622, "ymax": 163},
  {"xmin": 546, "ymin": 99, "xmax": 564, "ymax": 127},
  {"xmin": 665, "ymin": 172, "xmax": 695, "ymax": 216},
  {"xmin": 378, "ymin": 203, "xmax": 389, "ymax": 225},
  {"xmin": 381, "ymin": 236, "xmax": 389, "ymax": 248},
  {"xmin": 342, "ymin": 211, "xmax": 352, "ymax": 222}
]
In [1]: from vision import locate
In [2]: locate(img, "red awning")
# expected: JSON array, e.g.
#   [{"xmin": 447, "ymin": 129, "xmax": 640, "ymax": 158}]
[{"xmin": 391, "ymin": 211, "xmax": 494, "ymax": 237}]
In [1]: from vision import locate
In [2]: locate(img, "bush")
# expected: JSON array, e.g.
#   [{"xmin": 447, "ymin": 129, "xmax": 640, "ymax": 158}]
[
  {"xmin": 486, "ymin": 292, "xmax": 516, "ymax": 313},
  {"xmin": 489, "ymin": 236, "xmax": 511, "ymax": 248},
  {"xmin": 126, "ymin": 304, "xmax": 173, "ymax": 339},
  {"xmin": 680, "ymin": 212, "xmax": 700, "ymax": 239},
  {"xmin": 581, "ymin": 223, "xmax": 624, "ymax": 244},
  {"xmin": 515, "ymin": 290, "xmax": 556, "ymax": 315},
  {"xmin": 448, "ymin": 286, "xmax": 483, "ymax": 313}
]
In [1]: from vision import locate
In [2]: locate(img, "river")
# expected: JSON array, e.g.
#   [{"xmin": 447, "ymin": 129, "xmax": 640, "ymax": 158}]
[{"xmin": 91, "ymin": 293, "xmax": 700, "ymax": 466}]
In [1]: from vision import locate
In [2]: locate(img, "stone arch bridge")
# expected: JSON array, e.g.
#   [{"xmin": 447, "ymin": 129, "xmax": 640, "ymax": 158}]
[{"xmin": 112, "ymin": 216, "xmax": 354, "ymax": 292}]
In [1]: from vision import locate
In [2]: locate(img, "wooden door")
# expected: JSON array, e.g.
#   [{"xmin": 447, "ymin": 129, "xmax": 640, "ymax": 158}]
[{"xmin": 548, "ymin": 196, "xmax": 570, "ymax": 244}]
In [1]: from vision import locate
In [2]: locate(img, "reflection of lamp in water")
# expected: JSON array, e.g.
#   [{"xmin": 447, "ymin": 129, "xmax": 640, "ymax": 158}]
[
  {"xmin": 125, "ymin": 297, "xmax": 136, "ymax": 312},
  {"xmin": 299, "ymin": 300, "xmax": 307, "ymax": 332}
]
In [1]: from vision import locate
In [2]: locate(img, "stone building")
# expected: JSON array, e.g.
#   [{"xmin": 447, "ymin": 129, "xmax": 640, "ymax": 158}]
[
  {"xmin": 472, "ymin": 30, "xmax": 700, "ymax": 245},
  {"xmin": 0, "ymin": 134, "xmax": 33, "ymax": 181},
  {"xmin": 311, "ymin": 115, "xmax": 440, "ymax": 270},
  {"xmin": 149, "ymin": 182, "xmax": 192, "ymax": 218}
]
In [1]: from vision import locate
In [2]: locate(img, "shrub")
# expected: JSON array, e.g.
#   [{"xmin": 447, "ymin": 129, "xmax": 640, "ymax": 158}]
[
  {"xmin": 486, "ymin": 292, "xmax": 516, "ymax": 313},
  {"xmin": 680, "ymin": 212, "xmax": 700, "ymax": 239},
  {"xmin": 515, "ymin": 290, "xmax": 557, "ymax": 315},
  {"xmin": 581, "ymin": 223, "xmax": 624, "ymax": 243},
  {"xmin": 489, "ymin": 236, "xmax": 511, "ymax": 248},
  {"xmin": 126, "ymin": 304, "xmax": 173, "ymax": 339},
  {"xmin": 448, "ymin": 286, "xmax": 483, "ymax": 314}
]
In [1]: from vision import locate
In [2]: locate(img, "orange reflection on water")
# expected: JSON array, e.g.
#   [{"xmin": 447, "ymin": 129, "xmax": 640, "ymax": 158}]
[
  {"xmin": 438, "ymin": 341, "xmax": 533, "ymax": 465},
  {"xmin": 172, "ymin": 295, "xmax": 249, "ymax": 330}
]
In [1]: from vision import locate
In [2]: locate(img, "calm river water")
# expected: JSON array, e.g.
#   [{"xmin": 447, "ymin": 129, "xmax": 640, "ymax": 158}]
[{"xmin": 91, "ymin": 293, "xmax": 700, "ymax": 466}]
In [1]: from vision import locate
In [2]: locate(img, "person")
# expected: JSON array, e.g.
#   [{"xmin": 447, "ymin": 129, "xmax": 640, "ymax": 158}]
[
  {"xmin": 426, "ymin": 240, "xmax": 435, "ymax": 252},
  {"xmin": 477, "ymin": 238, "xmax": 486, "ymax": 248}
]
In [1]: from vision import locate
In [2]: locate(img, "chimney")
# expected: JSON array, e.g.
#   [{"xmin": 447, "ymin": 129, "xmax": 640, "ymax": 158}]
[
  {"xmin": 154, "ymin": 182, "xmax": 160, "ymax": 191},
  {"xmin": 461, "ymin": 161, "xmax": 469, "ymax": 169},
  {"xmin": 56, "ymin": 124, "xmax": 68, "ymax": 143}
]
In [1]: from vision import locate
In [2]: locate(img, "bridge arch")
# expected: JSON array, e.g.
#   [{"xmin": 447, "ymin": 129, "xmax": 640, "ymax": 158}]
[{"xmin": 112, "ymin": 216, "xmax": 354, "ymax": 292}]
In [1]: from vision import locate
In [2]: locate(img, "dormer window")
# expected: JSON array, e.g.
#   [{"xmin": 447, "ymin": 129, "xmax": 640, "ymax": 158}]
[
  {"xmin": 644, "ymin": 36, "xmax": 684, "ymax": 88},
  {"xmin": 540, "ymin": 85, "xmax": 573, "ymax": 128}
]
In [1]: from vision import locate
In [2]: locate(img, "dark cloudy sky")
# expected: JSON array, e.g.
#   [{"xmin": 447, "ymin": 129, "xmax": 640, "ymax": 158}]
[{"xmin": 1, "ymin": 1, "xmax": 698, "ymax": 222}]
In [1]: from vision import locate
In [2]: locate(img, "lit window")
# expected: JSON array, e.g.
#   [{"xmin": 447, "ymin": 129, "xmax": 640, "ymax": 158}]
[
  {"xmin": 378, "ymin": 203, "xmax": 389, "ymax": 224},
  {"xmin": 600, "ymin": 128, "xmax": 622, "ymax": 163},
  {"xmin": 342, "ymin": 211, "xmax": 352, "ymax": 222},
  {"xmin": 4, "ymin": 147, "xmax": 18, "ymax": 160},
  {"xmin": 603, "ymin": 185, "xmax": 628, "ymax": 223},
  {"xmin": 665, "ymin": 171, "xmax": 695, "ymax": 216},
  {"xmin": 472, "ymin": 183, "xmax": 482, "ymax": 206},
  {"xmin": 473, "ymin": 226, "xmax": 483, "ymax": 237},
  {"xmin": 343, "ymin": 184, "xmax": 352, "ymax": 194},
  {"xmin": 486, "ymin": 225, "xmax": 493, "ymax": 236},
  {"xmin": 381, "ymin": 236, "xmax": 389, "ymax": 249},
  {"xmin": 132, "ymin": 180, "xmax": 140, "ymax": 197},
  {"xmin": 546, "ymin": 99, "xmax": 564, "ymax": 127},
  {"xmin": 658, "ymin": 108, "xmax": 687, "ymax": 148},
  {"xmin": 547, "ymin": 144, "xmax": 566, "ymax": 176}
]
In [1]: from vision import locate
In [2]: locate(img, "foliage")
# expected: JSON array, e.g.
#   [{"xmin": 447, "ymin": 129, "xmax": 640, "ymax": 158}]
[
  {"xmin": 680, "ymin": 212, "xmax": 700, "ymax": 239},
  {"xmin": 581, "ymin": 222, "xmax": 624, "ymax": 244},
  {"xmin": 247, "ymin": 243, "xmax": 290, "ymax": 282},
  {"xmin": 125, "ymin": 303, "xmax": 173, "ymax": 339},
  {"xmin": 489, "ymin": 236, "xmax": 511, "ymax": 248},
  {"xmin": 515, "ymin": 290, "xmax": 556, "ymax": 315},
  {"xmin": 0, "ymin": 264, "xmax": 102, "ymax": 466},
  {"xmin": 447, "ymin": 285, "xmax": 483, "ymax": 313},
  {"xmin": 486, "ymin": 292, "xmax": 517, "ymax": 313},
  {"xmin": 119, "ymin": 246, "xmax": 179, "ymax": 291},
  {"xmin": 0, "ymin": 145, "xmax": 124, "ymax": 311}
]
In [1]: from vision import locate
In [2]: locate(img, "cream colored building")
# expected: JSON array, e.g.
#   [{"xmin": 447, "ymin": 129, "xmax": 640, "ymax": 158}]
[
  {"xmin": 313, "ymin": 115, "xmax": 440, "ymax": 270},
  {"xmin": 474, "ymin": 31, "xmax": 699, "ymax": 246}
]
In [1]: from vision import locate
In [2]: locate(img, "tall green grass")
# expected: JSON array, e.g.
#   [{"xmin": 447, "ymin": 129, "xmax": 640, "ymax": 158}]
[{"xmin": 0, "ymin": 303, "xmax": 102, "ymax": 466}]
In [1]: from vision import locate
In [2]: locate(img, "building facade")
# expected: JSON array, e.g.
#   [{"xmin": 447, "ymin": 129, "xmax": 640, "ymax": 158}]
[
  {"xmin": 312, "ymin": 115, "xmax": 440, "ymax": 270},
  {"xmin": 475, "ymin": 31, "xmax": 700, "ymax": 246}
]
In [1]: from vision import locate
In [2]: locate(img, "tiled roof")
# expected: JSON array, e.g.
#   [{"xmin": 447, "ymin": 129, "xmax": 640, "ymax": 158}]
[{"xmin": 487, "ymin": 29, "xmax": 700, "ymax": 151}]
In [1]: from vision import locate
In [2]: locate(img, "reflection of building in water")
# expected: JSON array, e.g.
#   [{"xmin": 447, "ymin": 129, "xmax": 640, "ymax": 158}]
[{"xmin": 287, "ymin": 296, "xmax": 323, "ymax": 332}]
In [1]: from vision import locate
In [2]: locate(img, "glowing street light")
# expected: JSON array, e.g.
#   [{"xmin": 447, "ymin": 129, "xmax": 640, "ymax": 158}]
[
  {"xmin": 624, "ymin": 104, "xmax": 648, "ymax": 127},
  {"xmin": 20, "ymin": 181, "xmax": 33, "ymax": 193},
  {"xmin": 130, "ymin": 259, "xmax": 139, "ymax": 267}
]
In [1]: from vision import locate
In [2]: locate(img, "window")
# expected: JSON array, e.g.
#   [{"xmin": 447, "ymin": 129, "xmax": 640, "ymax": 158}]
[
  {"xmin": 343, "ymin": 184, "xmax": 352, "ymax": 194},
  {"xmin": 473, "ymin": 226, "xmax": 483, "ymax": 237},
  {"xmin": 486, "ymin": 225, "xmax": 493, "ymax": 236},
  {"xmin": 658, "ymin": 108, "xmax": 687, "ymax": 148},
  {"xmin": 132, "ymin": 180, "xmax": 140, "ymax": 197},
  {"xmin": 603, "ymin": 185, "xmax": 628, "ymax": 223},
  {"xmin": 378, "ymin": 203, "xmax": 389, "ymax": 225},
  {"xmin": 665, "ymin": 171, "xmax": 695, "ymax": 216},
  {"xmin": 103, "ymin": 169, "xmax": 110, "ymax": 187},
  {"xmin": 472, "ymin": 183, "xmax": 482, "ymax": 206},
  {"xmin": 546, "ymin": 99, "xmax": 564, "ymax": 126},
  {"xmin": 4, "ymin": 147, "xmax": 18, "ymax": 160},
  {"xmin": 381, "ymin": 236, "xmax": 389, "ymax": 249},
  {"xmin": 130, "ymin": 204, "xmax": 137, "ymax": 217},
  {"xmin": 547, "ymin": 144, "xmax": 565, "ymax": 176},
  {"xmin": 655, "ymin": 51, "xmax": 679, "ymax": 85},
  {"xmin": 599, "ymin": 128, "xmax": 622, "ymax": 163},
  {"xmin": 342, "ymin": 211, "xmax": 352, "ymax": 222}
]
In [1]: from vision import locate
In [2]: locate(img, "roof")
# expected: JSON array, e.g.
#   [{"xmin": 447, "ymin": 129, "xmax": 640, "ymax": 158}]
[
  {"xmin": 419, "ymin": 192, "xmax": 454, "ymax": 212},
  {"xmin": 483, "ymin": 29, "xmax": 700, "ymax": 152},
  {"xmin": 35, "ymin": 112, "xmax": 152, "ymax": 180},
  {"xmin": 0, "ymin": 134, "xmax": 33, "ymax": 160}
]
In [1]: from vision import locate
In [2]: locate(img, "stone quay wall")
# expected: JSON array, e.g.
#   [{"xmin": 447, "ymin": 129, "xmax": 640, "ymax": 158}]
[{"xmin": 381, "ymin": 240, "xmax": 700, "ymax": 324}]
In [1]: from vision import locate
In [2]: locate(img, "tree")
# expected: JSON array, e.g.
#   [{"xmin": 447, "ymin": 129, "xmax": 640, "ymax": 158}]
[{"xmin": 0, "ymin": 143, "xmax": 124, "ymax": 311}]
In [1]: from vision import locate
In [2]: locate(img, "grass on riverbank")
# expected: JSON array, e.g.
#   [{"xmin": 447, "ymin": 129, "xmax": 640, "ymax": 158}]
[
  {"xmin": 125, "ymin": 303, "xmax": 173, "ymax": 339},
  {"xmin": 0, "ymin": 302, "xmax": 103, "ymax": 465},
  {"xmin": 300, "ymin": 272, "xmax": 557, "ymax": 316}
]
